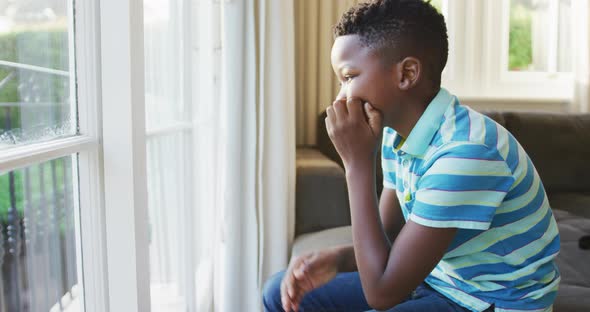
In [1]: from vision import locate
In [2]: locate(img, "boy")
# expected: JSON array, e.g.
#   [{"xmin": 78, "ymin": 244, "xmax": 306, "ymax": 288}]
[{"xmin": 263, "ymin": 0, "xmax": 560, "ymax": 311}]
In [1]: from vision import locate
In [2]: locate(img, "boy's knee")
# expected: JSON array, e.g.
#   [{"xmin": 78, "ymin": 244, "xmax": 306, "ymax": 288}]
[{"xmin": 263, "ymin": 270, "xmax": 286, "ymax": 312}]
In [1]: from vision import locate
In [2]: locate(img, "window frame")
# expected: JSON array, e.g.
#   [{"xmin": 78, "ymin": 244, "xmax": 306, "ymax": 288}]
[
  {"xmin": 75, "ymin": 0, "xmax": 109, "ymax": 311},
  {"xmin": 484, "ymin": 0, "xmax": 573, "ymax": 100},
  {"xmin": 0, "ymin": 0, "xmax": 110, "ymax": 311},
  {"xmin": 98, "ymin": 0, "xmax": 152, "ymax": 311},
  {"xmin": 439, "ymin": 0, "xmax": 455, "ymax": 81},
  {"xmin": 441, "ymin": 0, "xmax": 574, "ymax": 102}
]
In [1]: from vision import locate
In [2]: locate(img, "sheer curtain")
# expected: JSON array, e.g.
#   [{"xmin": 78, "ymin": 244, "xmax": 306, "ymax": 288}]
[
  {"xmin": 217, "ymin": 0, "xmax": 296, "ymax": 309},
  {"xmin": 144, "ymin": 0, "xmax": 224, "ymax": 310},
  {"xmin": 144, "ymin": 0, "xmax": 195, "ymax": 311},
  {"xmin": 192, "ymin": 0, "xmax": 295, "ymax": 311},
  {"xmin": 191, "ymin": 0, "xmax": 221, "ymax": 310},
  {"xmin": 215, "ymin": 0, "xmax": 296, "ymax": 310},
  {"xmin": 144, "ymin": 0, "xmax": 296, "ymax": 311},
  {"xmin": 572, "ymin": 0, "xmax": 590, "ymax": 113}
]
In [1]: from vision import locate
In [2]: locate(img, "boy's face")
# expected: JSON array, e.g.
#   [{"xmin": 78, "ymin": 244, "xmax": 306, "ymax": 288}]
[{"xmin": 331, "ymin": 35, "xmax": 400, "ymax": 124}]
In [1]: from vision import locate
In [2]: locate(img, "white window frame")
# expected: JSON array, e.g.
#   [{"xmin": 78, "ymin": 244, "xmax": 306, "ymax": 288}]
[
  {"xmin": 440, "ymin": 0, "xmax": 574, "ymax": 103},
  {"xmin": 76, "ymin": 0, "xmax": 109, "ymax": 311},
  {"xmin": 0, "ymin": 0, "xmax": 110, "ymax": 311},
  {"xmin": 99, "ymin": 0, "xmax": 151, "ymax": 311},
  {"xmin": 440, "ymin": 0, "xmax": 485, "ymax": 99},
  {"xmin": 1, "ymin": 0, "xmax": 195, "ymax": 310},
  {"xmin": 482, "ymin": 0, "xmax": 573, "ymax": 100},
  {"xmin": 438, "ymin": 0, "xmax": 454, "ymax": 81},
  {"xmin": 439, "ymin": 0, "xmax": 463, "ymax": 88}
]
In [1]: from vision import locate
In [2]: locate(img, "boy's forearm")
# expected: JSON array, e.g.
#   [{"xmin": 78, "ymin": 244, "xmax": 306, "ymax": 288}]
[{"xmin": 345, "ymin": 160, "xmax": 392, "ymax": 303}]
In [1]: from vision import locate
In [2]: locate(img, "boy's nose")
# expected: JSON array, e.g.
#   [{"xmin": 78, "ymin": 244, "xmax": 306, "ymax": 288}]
[{"xmin": 336, "ymin": 89, "xmax": 346, "ymax": 102}]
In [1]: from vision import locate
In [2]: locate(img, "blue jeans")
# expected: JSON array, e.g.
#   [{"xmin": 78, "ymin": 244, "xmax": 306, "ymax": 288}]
[{"xmin": 263, "ymin": 270, "xmax": 483, "ymax": 312}]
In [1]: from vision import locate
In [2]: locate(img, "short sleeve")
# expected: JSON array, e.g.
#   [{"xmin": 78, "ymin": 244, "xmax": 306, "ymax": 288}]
[
  {"xmin": 409, "ymin": 143, "xmax": 515, "ymax": 230},
  {"xmin": 381, "ymin": 129, "xmax": 397, "ymax": 190}
]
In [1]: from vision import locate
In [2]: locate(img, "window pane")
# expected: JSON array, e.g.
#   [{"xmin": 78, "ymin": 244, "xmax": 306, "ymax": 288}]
[
  {"xmin": 0, "ymin": 2, "xmax": 76, "ymax": 150},
  {"xmin": 0, "ymin": 155, "xmax": 82, "ymax": 312},
  {"xmin": 144, "ymin": 0, "xmax": 195, "ymax": 311},
  {"xmin": 508, "ymin": 0, "xmax": 572, "ymax": 72}
]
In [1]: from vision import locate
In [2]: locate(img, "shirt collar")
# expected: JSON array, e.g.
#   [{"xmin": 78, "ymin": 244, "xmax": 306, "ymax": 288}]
[{"xmin": 392, "ymin": 88, "xmax": 455, "ymax": 157}]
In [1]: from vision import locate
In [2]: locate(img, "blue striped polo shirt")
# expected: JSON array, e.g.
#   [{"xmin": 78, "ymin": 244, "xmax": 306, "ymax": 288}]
[{"xmin": 381, "ymin": 88, "xmax": 560, "ymax": 311}]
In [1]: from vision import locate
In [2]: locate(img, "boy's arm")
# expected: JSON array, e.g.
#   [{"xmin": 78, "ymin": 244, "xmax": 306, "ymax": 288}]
[
  {"xmin": 325, "ymin": 99, "xmax": 457, "ymax": 310},
  {"xmin": 332, "ymin": 188, "xmax": 404, "ymax": 272},
  {"xmin": 345, "ymin": 163, "xmax": 457, "ymax": 310},
  {"xmin": 281, "ymin": 188, "xmax": 403, "ymax": 312}
]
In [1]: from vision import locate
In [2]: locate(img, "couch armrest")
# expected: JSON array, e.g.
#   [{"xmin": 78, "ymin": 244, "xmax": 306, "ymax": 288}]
[{"xmin": 296, "ymin": 148, "xmax": 350, "ymax": 237}]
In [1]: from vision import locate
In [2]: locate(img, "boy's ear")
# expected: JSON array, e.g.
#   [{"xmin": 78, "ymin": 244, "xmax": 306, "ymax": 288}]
[{"xmin": 397, "ymin": 57, "xmax": 421, "ymax": 90}]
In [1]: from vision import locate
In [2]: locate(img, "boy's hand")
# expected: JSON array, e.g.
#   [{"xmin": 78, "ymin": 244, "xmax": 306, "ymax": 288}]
[
  {"xmin": 325, "ymin": 98, "xmax": 383, "ymax": 169},
  {"xmin": 280, "ymin": 250, "xmax": 339, "ymax": 312}
]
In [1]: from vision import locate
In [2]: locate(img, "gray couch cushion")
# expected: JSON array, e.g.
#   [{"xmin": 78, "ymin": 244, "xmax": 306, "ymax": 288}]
[
  {"xmin": 291, "ymin": 226, "xmax": 352, "ymax": 259},
  {"xmin": 549, "ymin": 192, "xmax": 590, "ymax": 219},
  {"xmin": 553, "ymin": 284, "xmax": 590, "ymax": 312},
  {"xmin": 553, "ymin": 209, "xmax": 590, "ymax": 311},
  {"xmin": 502, "ymin": 113, "xmax": 590, "ymax": 193},
  {"xmin": 296, "ymin": 148, "xmax": 351, "ymax": 236}
]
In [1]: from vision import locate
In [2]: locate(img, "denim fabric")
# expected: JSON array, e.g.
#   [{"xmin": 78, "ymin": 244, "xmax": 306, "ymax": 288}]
[{"xmin": 262, "ymin": 270, "xmax": 490, "ymax": 312}]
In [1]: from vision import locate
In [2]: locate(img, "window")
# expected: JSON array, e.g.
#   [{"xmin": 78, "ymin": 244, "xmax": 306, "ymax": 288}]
[
  {"xmin": 0, "ymin": 1, "xmax": 105, "ymax": 311},
  {"xmin": 0, "ymin": 156, "xmax": 79, "ymax": 311},
  {"xmin": 144, "ymin": 1, "xmax": 195, "ymax": 310},
  {"xmin": 508, "ymin": 0, "xmax": 572, "ymax": 73},
  {"xmin": 0, "ymin": 2, "xmax": 74, "ymax": 149},
  {"xmin": 3, "ymin": 0, "xmax": 222, "ymax": 311},
  {"xmin": 426, "ymin": 0, "xmax": 458, "ymax": 82},
  {"xmin": 440, "ymin": 0, "xmax": 573, "ymax": 101}
]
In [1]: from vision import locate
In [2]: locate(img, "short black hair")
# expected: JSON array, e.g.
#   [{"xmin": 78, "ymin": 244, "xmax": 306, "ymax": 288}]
[{"xmin": 333, "ymin": 0, "xmax": 448, "ymax": 86}]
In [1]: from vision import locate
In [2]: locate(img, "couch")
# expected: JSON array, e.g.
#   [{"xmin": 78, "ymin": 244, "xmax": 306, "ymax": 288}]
[{"xmin": 293, "ymin": 111, "xmax": 590, "ymax": 311}]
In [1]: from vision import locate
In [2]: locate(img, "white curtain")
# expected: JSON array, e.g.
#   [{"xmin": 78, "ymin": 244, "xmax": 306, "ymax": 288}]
[
  {"xmin": 572, "ymin": 0, "xmax": 590, "ymax": 113},
  {"xmin": 193, "ymin": 0, "xmax": 296, "ymax": 311},
  {"xmin": 144, "ymin": 0, "xmax": 195, "ymax": 311},
  {"xmin": 255, "ymin": 0, "xmax": 297, "ymax": 287}
]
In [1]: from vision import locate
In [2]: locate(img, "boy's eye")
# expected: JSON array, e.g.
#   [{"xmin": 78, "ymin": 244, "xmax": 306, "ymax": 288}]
[{"xmin": 338, "ymin": 75, "xmax": 355, "ymax": 86}]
